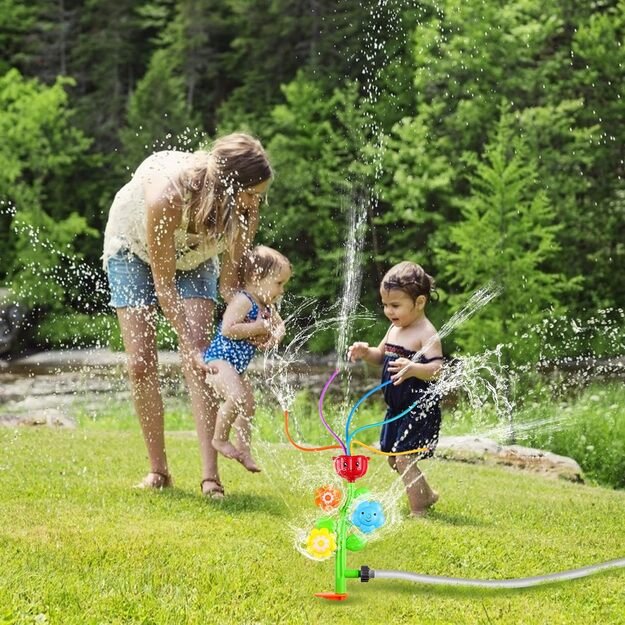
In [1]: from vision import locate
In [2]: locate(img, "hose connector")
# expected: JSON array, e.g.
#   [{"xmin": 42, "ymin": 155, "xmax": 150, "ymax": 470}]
[{"xmin": 359, "ymin": 565, "xmax": 374, "ymax": 582}]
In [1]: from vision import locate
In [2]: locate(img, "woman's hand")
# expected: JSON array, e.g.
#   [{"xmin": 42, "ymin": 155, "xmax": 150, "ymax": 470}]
[
  {"xmin": 348, "ymin": 342, "xmax": 370, "ymax": 362},
  {"xmin": 387, "ymin": 357, "xmax": 416, "ymax": 385},
  {"xmin": 182, "ymin": 346, "xmax": 218, "ymax": 375}
]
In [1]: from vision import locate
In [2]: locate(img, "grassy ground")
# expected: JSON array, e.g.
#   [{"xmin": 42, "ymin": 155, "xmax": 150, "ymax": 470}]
[{"xmin": 1, "ymin": 424, "xmax": 625, "ymax": 625}]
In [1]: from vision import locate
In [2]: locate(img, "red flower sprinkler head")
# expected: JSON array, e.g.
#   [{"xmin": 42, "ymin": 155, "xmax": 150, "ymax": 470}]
[{"xmin": 333, "ymin": 455, "xmax": 369, "ymax": 482}]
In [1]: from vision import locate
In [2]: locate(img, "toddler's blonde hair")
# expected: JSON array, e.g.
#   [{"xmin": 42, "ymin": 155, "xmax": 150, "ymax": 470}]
[{"xmin": 241, "ymin": 245, "xmax": 291, "ymax": 285}]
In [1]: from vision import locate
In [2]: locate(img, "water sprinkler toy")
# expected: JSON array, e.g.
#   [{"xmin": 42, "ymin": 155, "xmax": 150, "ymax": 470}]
[{"xmin": 284, "ymin": 369, "xmax": 625, "ymax": 600}]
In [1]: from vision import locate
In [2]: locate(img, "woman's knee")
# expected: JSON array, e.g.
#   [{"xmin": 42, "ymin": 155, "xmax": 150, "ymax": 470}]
[{"xmin": 126, "ymin": 352, "xmax": 158, "ymax": 382}]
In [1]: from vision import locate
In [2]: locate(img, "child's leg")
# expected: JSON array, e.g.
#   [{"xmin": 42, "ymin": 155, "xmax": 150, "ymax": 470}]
[
  {"xmin": 232, "ymin": 376, "xmax": 260, "ymax": 473},
  {"xmin": 205, "ymin": 361, "xmax": 245, "ymax": 461},
  {"xmin": 395, "ymin": 455, "xmax": 439, "ymax": 516},
  {"xmin": 206, "ymin": 363, "xmax": 260, "ymax": 472}
]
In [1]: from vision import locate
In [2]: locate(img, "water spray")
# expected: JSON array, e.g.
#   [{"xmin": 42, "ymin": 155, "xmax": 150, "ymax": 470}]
[{"xmin": 284, "ymin": 369, "xmax": 625, "ymax": 600}]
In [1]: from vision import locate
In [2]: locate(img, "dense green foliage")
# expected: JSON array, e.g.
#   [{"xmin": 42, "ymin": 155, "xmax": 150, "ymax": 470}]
[
  {"xmin": 441, "ymin": 380, "xmax": 625, "ymax": 489},
  {"xmin": 0, "ymin": 0, "xmax": 623, "ymax": 362}
]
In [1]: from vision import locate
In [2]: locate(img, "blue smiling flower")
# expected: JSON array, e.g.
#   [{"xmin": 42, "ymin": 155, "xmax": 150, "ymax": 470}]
[{"xmin": 351, "ymin": 500, "xmax": 385, "ymax": 534}]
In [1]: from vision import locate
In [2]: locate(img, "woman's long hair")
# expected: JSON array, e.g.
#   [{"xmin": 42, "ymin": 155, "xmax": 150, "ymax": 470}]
[{"xmin": 179, "ymin": 133, "xmax": 272, "ymax": 246}]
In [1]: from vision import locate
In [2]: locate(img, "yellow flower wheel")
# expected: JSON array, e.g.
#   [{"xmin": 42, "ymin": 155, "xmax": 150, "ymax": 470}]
[{"xmin": 305, "ymin": 527, "xmax": 337, "ymax": 559}]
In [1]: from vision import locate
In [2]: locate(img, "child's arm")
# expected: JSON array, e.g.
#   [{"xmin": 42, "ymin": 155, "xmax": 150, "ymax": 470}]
[
  {"xmin": 387, "ymin": 333, "xmax": 443, "ymax": 385},
  {"xmin": 348, "ymin": 337, "xmax": 385, "ymax": 365},
  {"xmin": 257, "ymin": 308, "xmax": 286, "ymax": 350},
  {"xmin": 221, "ymin": 294, "xmax": 270, "ymax": 340}
]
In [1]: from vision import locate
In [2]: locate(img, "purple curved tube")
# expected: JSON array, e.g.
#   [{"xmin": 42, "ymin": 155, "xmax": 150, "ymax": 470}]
[{"xmin": 318, "ymin": 369, "xmax": 347, "ymax": 454}]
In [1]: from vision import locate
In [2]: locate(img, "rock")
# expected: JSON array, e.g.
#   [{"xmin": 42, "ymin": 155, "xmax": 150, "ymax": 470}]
[
  {"xmin": 0, "ymin": 408, "xmax": 76, "ymax": 428},
  {"xmin": 436, "ymin": 435, "xmax": 583, "ymax": 483},
  {"xmin": 436, "ymin": 435, "xmax": 503, "ymax": 459}
]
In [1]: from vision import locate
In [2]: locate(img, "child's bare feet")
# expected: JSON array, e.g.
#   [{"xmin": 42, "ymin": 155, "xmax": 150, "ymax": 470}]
[
  {"xmin": 212, "ymin": 439, "xmax": 243, "ymax": 461},
  {"xmin": 239, "ymin": 452, "xmax": 261, "ymax": 473},
  {"xmin": 410, "ymin": 491, "xmax": 439, "ymax": 517}
]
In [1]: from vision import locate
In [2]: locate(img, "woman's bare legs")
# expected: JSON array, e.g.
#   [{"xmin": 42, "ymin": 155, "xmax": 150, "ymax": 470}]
[
  {"xmin": 118, "ymin": 298, "xmax": 223, "ymax": 494},
  {"xmin": 117, "ymin": 306, "xmax": 171, "ymax": 487},
  {"xmin": 181, "ymin": 298, "xmax": 223, "ymax": 493},
  {"xmin": 391, "ymin": 455, "xmax": 439, "ymax": 516}
]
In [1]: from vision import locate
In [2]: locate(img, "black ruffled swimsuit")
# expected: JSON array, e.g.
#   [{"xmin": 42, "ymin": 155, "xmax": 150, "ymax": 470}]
[{"xmin": 379, "ymin": 343, "xmax": 443, "ymax": 459}]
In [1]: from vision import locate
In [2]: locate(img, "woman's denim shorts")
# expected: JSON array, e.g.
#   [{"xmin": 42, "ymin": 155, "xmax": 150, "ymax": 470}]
[{"xmin": 106, "ymin": 248, "xmax": 218, "ymax": 308}]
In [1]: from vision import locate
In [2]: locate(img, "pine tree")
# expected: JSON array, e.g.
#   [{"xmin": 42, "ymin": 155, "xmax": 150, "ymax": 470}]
[
  {"xmin": 437, "ymin": 108, "xmax": 577, "ymax": 361},
  {"xmin": 119, "ymin": 48, "xmax": 201, "ymax": 167}
]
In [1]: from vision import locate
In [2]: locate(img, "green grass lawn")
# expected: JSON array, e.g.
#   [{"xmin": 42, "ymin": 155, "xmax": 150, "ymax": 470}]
[{"xmin": 1, "ymin": 424, "xmax": 625, "ymax": 625}]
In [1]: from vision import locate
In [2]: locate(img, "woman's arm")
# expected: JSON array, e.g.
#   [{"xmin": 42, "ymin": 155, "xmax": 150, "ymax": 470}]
[
  {"xmin": 145, "ymin": 184, "xmax": 209, "ymax": 363},
  {"xmin": 219, "ymin": 204, "xmax": 260, "ymax": 303}
]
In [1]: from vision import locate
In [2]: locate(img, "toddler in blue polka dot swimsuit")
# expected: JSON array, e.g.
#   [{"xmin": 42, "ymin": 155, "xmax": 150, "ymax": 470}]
[{"xmin": 204, "ymin": 245, "xmax": 291, "ymax": 472}]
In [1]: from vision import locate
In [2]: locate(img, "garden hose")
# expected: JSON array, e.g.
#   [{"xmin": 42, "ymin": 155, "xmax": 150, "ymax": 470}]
[{"xmin": 360, "ymin": 557, "xmax": 625, "ymax": 588}]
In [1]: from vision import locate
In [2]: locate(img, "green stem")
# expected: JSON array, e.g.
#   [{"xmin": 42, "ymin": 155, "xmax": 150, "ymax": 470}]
[{"xmin": 335, "ymin": 482, "xmax": 355, "ymax": 594}]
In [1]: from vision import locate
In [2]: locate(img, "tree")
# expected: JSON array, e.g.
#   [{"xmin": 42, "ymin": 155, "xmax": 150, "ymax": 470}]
[
  {"xmin": 119, "ymin": 48, "xmax": 202, "ymax": 167},
  {"xmin": 436, "ymin": 109, "xmax": 577, "ymax": 361},
  {"xmin": 0, "ymin": 69, "xmax": 94, "ymax": 309},
  {"xmin": 266, "ymin": 76, "xmax": 375, "ymax": 302},
  {"xmin": 376, "ymin": 106, "xmax": 457, "ymax": 269},
  {"xmin": 403, "ymin": 0, "xmax": 617, "ymax": 315}
]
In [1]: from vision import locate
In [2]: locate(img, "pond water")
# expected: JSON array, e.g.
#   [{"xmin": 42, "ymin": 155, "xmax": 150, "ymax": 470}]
[
  {"xmin": 0, "ymin": 348, "xmax": 383, "ymax": 427},
  {"xmin": 2, "ymin": 347, "xmax": 623, "ymax": 430}
]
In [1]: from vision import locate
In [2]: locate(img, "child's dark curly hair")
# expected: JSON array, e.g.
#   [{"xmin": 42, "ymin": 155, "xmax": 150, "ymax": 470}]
[{"xmin": 381, "ymin": 261, "xmax": 437, "ymax": 302}]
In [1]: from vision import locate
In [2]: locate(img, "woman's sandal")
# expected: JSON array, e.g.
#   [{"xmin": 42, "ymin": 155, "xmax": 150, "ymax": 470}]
[
  {"xmin": 201, "ymin": 477, "xmax": 225, "ymax": 500},
  {"xmin": 134, "ymin": 471, "xmax": 173, "ymax": 490}
]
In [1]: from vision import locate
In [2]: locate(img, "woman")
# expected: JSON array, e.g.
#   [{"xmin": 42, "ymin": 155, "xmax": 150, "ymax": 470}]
[{"xmin": 103, "ymin": 133, "xmax": 272, "ymax": 498}]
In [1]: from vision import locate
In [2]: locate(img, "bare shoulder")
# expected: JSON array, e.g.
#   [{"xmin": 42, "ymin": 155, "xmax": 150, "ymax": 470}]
[
  {"xmin": 226, "ymin": 292, "xmax": 254, "ymax": 314},
  {"xmin": 144, "ymin": 176, "xmax": 183, "ymax": 210},
  {"xmin": 141, "ymin": 152, "xmax": 193, "ymax": 207},
  {"xmin": 419, "ymin": 318, "xmax": 442, "ymax": 357},
  {"xmin": 421, "ymin": 317, "xmax": 439, "ymax": 339}
]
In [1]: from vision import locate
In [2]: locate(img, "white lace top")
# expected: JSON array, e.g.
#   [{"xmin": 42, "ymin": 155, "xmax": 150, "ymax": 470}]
[{"xmin": 102, "ymin": 150, "xmax": 225, "ymax": 270}]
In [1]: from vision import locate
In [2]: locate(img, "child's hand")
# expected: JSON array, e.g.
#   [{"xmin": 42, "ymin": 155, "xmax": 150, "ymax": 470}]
[
  {"xmin": 252, "ymin": 316, "xmax": 272, "ymax": 334},
  {"xmin": 387, "ymin": 357, "xmax": 415, "ymax": 385},
  {"xmin": 348, "ymin": 341, "xmax": 370, "ymax": 362},
  {"xmin": 271, "ymin": 320, "xmax": 286, "ymax": 344},
  {"xmin": 257, "ymin": 321, "xmax": 286, "ymax": 351}
]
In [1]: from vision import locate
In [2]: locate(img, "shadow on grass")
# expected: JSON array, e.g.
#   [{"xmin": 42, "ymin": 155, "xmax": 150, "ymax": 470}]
[
  {"xmin": 426, "ymin": 509, "xmax": 486, "ymax": 527},
  {"xmin": 154, "ymin": 487, "xmax": 287, "ymax": 517},
  {"xmin": 212, "ymin": 491, "xmax": 287, "ymax": 516}
]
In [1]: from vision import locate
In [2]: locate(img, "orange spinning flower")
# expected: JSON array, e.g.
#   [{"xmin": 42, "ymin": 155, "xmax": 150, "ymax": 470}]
[{"xmin": 314, "ymin": 485, "xmax": 342, "ymax": 511}]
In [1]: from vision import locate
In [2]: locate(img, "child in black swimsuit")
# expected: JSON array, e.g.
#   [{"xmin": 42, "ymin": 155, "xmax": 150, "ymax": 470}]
[{"xmin": 348, "ymin": 261, "xmax": 443, "ymax": 516}]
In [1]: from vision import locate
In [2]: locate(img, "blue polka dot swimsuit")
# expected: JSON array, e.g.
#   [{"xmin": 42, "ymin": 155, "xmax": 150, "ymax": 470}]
[{"xmin": 203, "ymin": 291, "xmax": 269, "ymax": 374}]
